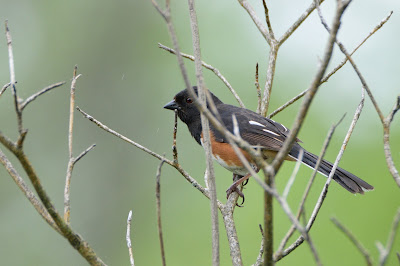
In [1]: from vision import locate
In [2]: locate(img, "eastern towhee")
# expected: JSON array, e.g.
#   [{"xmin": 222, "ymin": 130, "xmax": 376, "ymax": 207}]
[{"xmin": 164, "ymin": 87, "xmax": 373, "ymax": 198}]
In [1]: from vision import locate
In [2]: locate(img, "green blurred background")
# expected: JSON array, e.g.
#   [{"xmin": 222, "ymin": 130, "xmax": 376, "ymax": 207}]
[{"xmin": 0, "ymin": 0, "xmax": 399, "ymax": 265}]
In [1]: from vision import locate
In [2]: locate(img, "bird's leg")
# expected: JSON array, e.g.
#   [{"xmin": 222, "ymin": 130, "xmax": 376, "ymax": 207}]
[
  {"xmin": 226, "ymin": 174, "xmax": 249, "ymax": 206},
  {"xmin": 226, "ymin": 168, "xmax": 260, "ymax": 206}
]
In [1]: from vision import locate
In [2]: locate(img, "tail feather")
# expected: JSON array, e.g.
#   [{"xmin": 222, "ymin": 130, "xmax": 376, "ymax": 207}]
[{"xmin": 290, "ymin": 148, "xmax": 374, "ymax": 194}]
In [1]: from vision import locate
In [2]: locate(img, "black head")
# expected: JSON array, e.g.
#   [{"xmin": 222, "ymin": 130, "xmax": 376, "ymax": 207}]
[{"xmin": 164, "ymin": 86, "xmax": 223, "ymax": 125}]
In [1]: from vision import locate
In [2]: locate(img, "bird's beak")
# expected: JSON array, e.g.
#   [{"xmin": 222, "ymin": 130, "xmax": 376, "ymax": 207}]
[{"xmin": 163, "ymin": 99, "xmax": 179, "ymax": 110}]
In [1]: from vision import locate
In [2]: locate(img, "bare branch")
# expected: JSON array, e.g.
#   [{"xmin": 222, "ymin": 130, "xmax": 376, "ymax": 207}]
[
  {"xmin": 253, "ymin": 225, "xmax": 265, "ymax": 266},
  {"xmin": 276, "ymin": 115, "xmax": 344, "ymax": 258},
  {"xmin": 254, "ymin": 63, "xmax": 262, "ymax": 114},
  {"xmin": 269, "ymin": 11, "xmax": 392, "ymax": 119},
  {"xmin": 383, "ymin": 96, "xmax": 400, "ymax": 187},
  {"xmin": 156, "ymin": 161, "xmax": 166, "ymax": 266},
  {"xmin": 0, "ymin": 132, "xmax": 105, "ymax": 264},
  {"xmin": 262, "ymin": 0, "xmax": 274, "ymax": 39},
  {"xmin": 74, "ymin": 144, "xmax": 96, "ymax": 164},
  {"xmin": 321, "ymin": 11, "xmax": 393, "ymax": 84},
  {"xmin": 282, "ymin": 149, "xmax": 303, "ymax": 199},
  {"xmin": 278, "ymin": 87, "xmax": 365, "ymax": 260},
  {"xmin": 271, "ymin": 0, "xmax": 349, "ymax": 178},
  {"xmin": 317, "ymin": 3, "xmax": 399, "ymax": 188},
  {"xmin": 278, "ymin": 0, "xmax": 324, "ymax": 44},
  {"xmin": 172, "ymin": 110, "xmax": 179, "ymax": 164},
  {"xmin": 77, "ymin": 107, "xmax": 215, "ymax": 203},
  {"xmin": 126, "ymin": 210, "xmax": 135, "ymax": 266},
  {"xmin": 20, "ymin": 81, "xmax": 66, "ymax": 110},
  {"xmin": 5, "ymin": 21, "xmax": 23, "ymax": 135},
  {"xmin": 158, "ymin": 43, "xmax": 244, "ymax": 108},
  {"xmin": 236, "ymin": 0, "xmax": 271, "ymax": 44},
  {"xmin": 0, "ymin": 82, "xmax": 10, "ymax": 97},
  {"xmin": 64, "ymin": 67, "xmax": 83, "ymax": 225},
  {"xmin": 331, "ymin": 217, "xmax": 372, "ymax": 266},
  {"xmin": 220, "ymin": 194, "xmax": 243, "ymax": 266},
  {"xmin": 69, "ymin": 67, "xmax": 80, "ymax": 159},
  {"xmin": 261, "ymin": 44, "xmax": 279, "ymax": 117},
  {"xmin": 151, "ymin": 0, "xmax": 169, "ymax": 21},
  {"xmin": 187, "ymin": 2, "xmax": 220, "ymax": 265}
]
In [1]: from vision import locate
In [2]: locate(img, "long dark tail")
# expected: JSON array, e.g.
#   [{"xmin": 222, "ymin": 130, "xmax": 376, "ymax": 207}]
[{"xmin": 290, "ymin": 148, "xmax": 374, "ymax": 194}]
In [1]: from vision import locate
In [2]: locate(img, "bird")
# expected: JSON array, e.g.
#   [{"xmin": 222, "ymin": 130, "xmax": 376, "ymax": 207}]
[{"xmin": 164, "ymin": 87, "xmax": 374, "ymax": 200}]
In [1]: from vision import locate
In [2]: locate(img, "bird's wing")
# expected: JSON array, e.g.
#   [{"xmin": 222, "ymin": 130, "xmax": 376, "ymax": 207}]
[{"xmin": 211, "ymin": 104, "xmax": 301, "ymax": 152}]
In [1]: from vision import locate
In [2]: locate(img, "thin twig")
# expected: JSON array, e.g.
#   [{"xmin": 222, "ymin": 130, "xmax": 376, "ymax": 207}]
[
  {"xmin": 5, "ymin": 20, "xmax": 23, "ymax": 135},
  {"xmin": 331, "ymin": 217, "xmax": 372, "ymax": 266},
  {"xmin": 321, "ymin": 11, "xmax": 393, "ymax": 84},
  {"xmin": 0, "ymin": 132, "xmax": 106, "ymax": 265},
  {"xmin": 188, "ymin": 1, "xmax": 220, "ymax": 264},
  {"xmin": 254, "ymin": 63, "xmax": 262, "ymax": 114},
  {"xmin": 69, "ymin": 67, "xmax": 79, "ymax": 159},
  {"xmin": 230, "ymin": 119, "xmax": 320, "ymax": 265},
  {"xmin": 282, "ymin": 149, "xmax": 303, "ymax": 199},
  {"xmin": 20, "ymin": 81, "xmax": 66, "ymax": 110},
  {"xmin": 156, "ymin": 160, "xmax": 166, "ymax": 266},
  {"xmin": 153, "ymin": 1, "xmax": 245, "ymax": 264},
  {"xmin": 278, "ymin": 85, "xmax": 365, "ymax": 261},
  {"xmin": 262, "ymin": 0, "xmax": 274, "ymax": 39},
  {"xmin": 377, "ymin": 208, "xmax": 400, "ymax": 265},
  {"xmin": 0, "ymin": 82, "xmax": 10, "ymax": 97},
  {"xmin": 253, "ymin": 225, "xmax": 265, "ymax": 266},
  {"xmin": 126, "ymin": 210, "xmax": 135, "ymax": 266},
  {"xmin": 77, "ymin": 107, "xmax": 216, "ymax": 204},
  {"xmin": 75, "ymin": 144, "xmax": 96, "ymax": 163},
  {"xmin": 278, "ymin": 0, "xmax": 324, "ymax": 44},
  {"xmin": 172, "ymin": 110, "xmax": 178, "ymax": 164},
  {"xmin": 2, "ymin": 22, "xmax": 105, "ymax": 265},
  {"xmin": 158, "ymin": 43, "xmax": 245, "ymax": 108},
  {"xmin": 275, "ymin": 116, "xmax": 343, "ymax": 258},
  {"xmin": 269, "ymin": 11, "xmax": 392, "ymax": 119},
  {"xmin": 383, "ymin": 96, "xmax": 400, "ymax": 187},
  {"xmin": 236, "ymin": 0, "xmax": 271, "ymax": 44},
  {"xmin": 270, "ymin": 0, "xmax": 350, "ymax": 174},
  {"xmin": 64, "ymin": 67, "xmax": 83, "ymax": 225},
  {"xmin": 261, "ymin": 43, "xmax": 278, "ymax": 117},
  {"xmin": 319, "ymin": 2, "xmax": 398, "ymax": 188}
]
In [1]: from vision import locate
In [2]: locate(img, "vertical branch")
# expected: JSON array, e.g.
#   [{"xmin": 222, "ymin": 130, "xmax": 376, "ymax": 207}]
[
  {"xmin": 172, "ymin": 110, "xmax": 179, "ymax": 164},
  {"xmin": 156, "ymin": 160, "xmax": 167, "ymax": 266},
  {"xmin": 126, "ymin": 210, "xmax": 135, "ymax": 266},
  {"xmin": 255, "ymin": 63, "xmax": 262, "ymax": 114},
  {"xmin": 5, "ymin": 21, "xmax": 23, "ymax": 135},
  {"xmin": 271, "ymin": 0, "xmax": 350, "ymax": 173},
  {"xmin": 64, "ymin": 66, "xmax": 82, "ymax": 224},
  {"xmin": 188, "ymin": 1, "xmax": 219, "ymax": 265},
  {"xmin": 275, "ymin": 118, "xmax": 341, "ymax": 258},
  {"xmin": 69, "ymin": 66, "xmax": 78, "ymax": 163},
  {"xmin": 383, "ymin": 96, "xmax": 400, "ymax": 187},
  {"xmin": 263, "ymin": 174, "xmax": 273, "ymax": 266},
  {"xmin": 261, "ymin": 39, "xmax": 279, "ymax": 117},
  {"xmin": 254, "ymin": 225, "xmax": 265, "ymax": 266},
  {"xmin": 331, "ymin": 217, "xmax": 372, "ymax": 266}
]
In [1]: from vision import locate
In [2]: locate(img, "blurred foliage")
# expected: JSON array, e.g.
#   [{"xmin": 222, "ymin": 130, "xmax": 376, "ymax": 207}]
[{"xmin": 0, "ymin": 0, "xmax": 399, "ymax": 265}]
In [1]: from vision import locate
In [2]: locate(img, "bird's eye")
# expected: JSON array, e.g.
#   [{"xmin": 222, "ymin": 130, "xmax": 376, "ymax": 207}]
[{"xmin": 186, "ymin": 97, "xmax": 193, "ymax": 104}]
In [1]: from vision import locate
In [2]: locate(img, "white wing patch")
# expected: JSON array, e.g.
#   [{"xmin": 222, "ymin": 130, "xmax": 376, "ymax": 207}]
[
  {"xmin": 249, "ymin": 120, "xmax": 266, "ymax": 127},
  {"xmin": 263, "ymin": 129, "xmax": 280, "ymax": 137}
]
